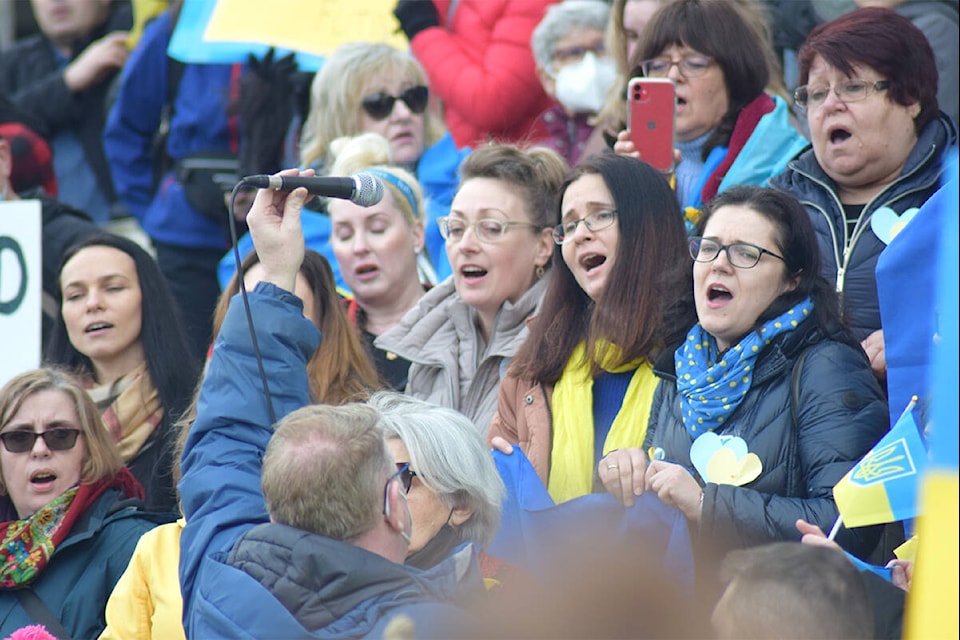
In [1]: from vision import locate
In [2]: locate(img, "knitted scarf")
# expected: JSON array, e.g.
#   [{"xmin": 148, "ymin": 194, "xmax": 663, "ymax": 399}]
[{"xmin": 548, "ymin": 341, "xmax": 658, "ymax": 503}]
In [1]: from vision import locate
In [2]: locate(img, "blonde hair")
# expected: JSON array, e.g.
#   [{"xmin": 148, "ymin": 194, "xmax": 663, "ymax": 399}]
[
  {"xmin": 300, "ymin": 43, "xmax": 446, "ymax": 171},
  {"xmin": 329, "ymin": 133, "xmax": 426, "ymax": 227},
  {"xmin": 0, "ymin": 368, "xmax": 123, "ymax": 496},
  {"xmin": 262, "ymin": 403, "xmax": 392, "ymax": 540}
]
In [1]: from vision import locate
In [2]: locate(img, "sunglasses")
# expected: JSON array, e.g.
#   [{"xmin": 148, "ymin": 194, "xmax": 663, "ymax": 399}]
[
  {"xmin": 395, "ymin": 461, "xmax": 418, "ymax": 493},
  {"xmin": 0, "ymin": 428, "xmax": 82, "ymax": 454},
  {"xmin": 361, "ymin": 86, "xmax": 429, "ymax": 121}
]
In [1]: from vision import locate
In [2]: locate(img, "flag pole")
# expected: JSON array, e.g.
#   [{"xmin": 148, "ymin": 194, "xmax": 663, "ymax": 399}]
[{"xmin": 827, "ymin": 514, "xmax": 843, "ymax": 541}]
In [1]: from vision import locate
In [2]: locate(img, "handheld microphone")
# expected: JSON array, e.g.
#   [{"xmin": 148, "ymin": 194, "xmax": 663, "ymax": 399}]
[{"xmin": 240, "ymin": 172, "xmax": 384, "ymax": 206}]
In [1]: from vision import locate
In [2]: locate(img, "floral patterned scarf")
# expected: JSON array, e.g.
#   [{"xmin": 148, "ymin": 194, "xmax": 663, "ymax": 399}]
[{"xmin": 0, "ymin": 469, "xmax": 142, "ymax": 588}]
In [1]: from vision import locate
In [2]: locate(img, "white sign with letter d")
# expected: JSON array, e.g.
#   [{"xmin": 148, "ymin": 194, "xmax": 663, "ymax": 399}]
[{"xmin": 0, "ymin": 199, "xmax": 42, "ymax": 386}]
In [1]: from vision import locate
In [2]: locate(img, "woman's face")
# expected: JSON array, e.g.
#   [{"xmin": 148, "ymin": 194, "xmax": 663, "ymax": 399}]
[
  {"xmin": 694, "ymin": 205, "xmax": 797, "ymax": 352},
  {"xmin": 446, "ymin": 177, "xmax": 553, "ymax": 336},
  {"xmin": 329, "ymin": 191, "xmax": 424, "ymax": 310},
  {"xmin": 623, "ymin": 0, "xmax": 661, "ymax": 66},
  {"xmin": 357, "ymin": 73, "xmax": 427, "ymax": 166},
  {"xmin": 388, "ymin": 438, "xmax": 460, "ymax": 556},
  {"xmin": 560, "ymin": 173, "xmax": 620, "ymax": 302},
  {"xmin": 658, "ymin": 44, "xmax": 729, "ymax": 142},
  {"xmin": 805, "ymin": 55, "xmax": 921, "ymax": 204},
  {"xmin": 1, "ymin": 389, "xmax": 87, "ymax": 519},
  {"xmin": 242, "ymin": 263, "xmax": 317, "ymax": 323},
  {"xmin": 59, "ymin": 246, "xmax": 145, "ymax": 382}
]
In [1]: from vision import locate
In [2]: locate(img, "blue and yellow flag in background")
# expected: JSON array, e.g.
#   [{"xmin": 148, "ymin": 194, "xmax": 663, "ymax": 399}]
[
  {"xmin": 832, "ymin": 399, "xmax": 926, "ymax": 529},
  {"xmin": 905, "ymin": 152, "xmax": 958, "ymax": 640}
]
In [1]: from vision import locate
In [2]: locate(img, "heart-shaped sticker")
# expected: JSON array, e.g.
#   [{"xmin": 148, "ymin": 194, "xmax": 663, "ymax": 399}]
[
  {"xmin": 705, "ymin": 448, "xmax": 763, "ymax": 486},
  {"xmin": 871, "ymin": 206, "xmax": 919, "ymax": 245},
  {"xmin": 690, "ymin": 432, "xmax": 749, "ymax": 481}
]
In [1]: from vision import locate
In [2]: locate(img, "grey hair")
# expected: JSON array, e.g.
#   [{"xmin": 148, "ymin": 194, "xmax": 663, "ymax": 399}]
[
  {"xmin": 531, "ymin": 0, "xmax": 612, "ymax": 70},
  {"xmin": 369, "ymin": 391, "xmax": 505, "ymax": 549}
]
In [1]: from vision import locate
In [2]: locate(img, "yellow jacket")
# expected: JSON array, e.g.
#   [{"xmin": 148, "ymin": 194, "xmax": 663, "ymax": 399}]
[{"xmin": 99, "ymin": 519, "xmax": 186, "ymax": 640}]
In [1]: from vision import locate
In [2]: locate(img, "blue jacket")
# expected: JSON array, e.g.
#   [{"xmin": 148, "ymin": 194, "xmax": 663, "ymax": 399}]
[
  {"xmin": 178, "ymin": 284, "xmax": 480, "ymax": 638},
  {"xmin": 0, "ymin": 490, "xmax": 160, "ymax": 638},
  {"xmin": 217, "ymin": 133, "xmax": 468, "ymax": 290},
  {"xmin": 103, "ymin": 11, "xmax": 235, "ymax": 250},
  {"xmin": 770, "ymin": 112, "xmax": 957, "ymax": 340}
]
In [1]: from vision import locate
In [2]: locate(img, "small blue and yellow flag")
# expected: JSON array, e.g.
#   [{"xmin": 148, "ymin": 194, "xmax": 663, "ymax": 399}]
[{"xmin": 832, "ymin": 398, "xmax": 926, "ymax": 528}]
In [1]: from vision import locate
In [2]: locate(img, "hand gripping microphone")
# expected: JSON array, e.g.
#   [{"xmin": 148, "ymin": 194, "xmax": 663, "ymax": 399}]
[{"xmin": 241, "ymin": 172, "xmax": 384, "ymax": 206}]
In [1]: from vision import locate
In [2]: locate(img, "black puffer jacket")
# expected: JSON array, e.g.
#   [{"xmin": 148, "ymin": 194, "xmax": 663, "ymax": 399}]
[
  {"xmin": 0, "ymin": 3, "xmax": 132, "ymax": 207},
  {"xmin": 770, "ymin": 113, "xmax": 957, "ymax": 341},
  {"xmin": 644, "ymin": 317, "xmax": 888, "ymax": 559}
]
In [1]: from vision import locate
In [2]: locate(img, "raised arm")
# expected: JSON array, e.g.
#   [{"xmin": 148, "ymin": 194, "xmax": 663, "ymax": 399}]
[{"xmin": 178, "ymin": 173, "xmax": 316, "ymax": 625}]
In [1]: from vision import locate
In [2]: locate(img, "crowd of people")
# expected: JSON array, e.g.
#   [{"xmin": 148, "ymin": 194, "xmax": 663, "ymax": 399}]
[{"xmin": 0, "ymin": 0, "xmax": 956, "ymax": 637}]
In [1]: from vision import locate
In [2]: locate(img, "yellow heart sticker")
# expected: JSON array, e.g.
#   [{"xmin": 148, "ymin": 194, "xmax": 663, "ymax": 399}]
[{"xmin": 705, "ymin": 448, "xmax": 763, "ymax": 486}]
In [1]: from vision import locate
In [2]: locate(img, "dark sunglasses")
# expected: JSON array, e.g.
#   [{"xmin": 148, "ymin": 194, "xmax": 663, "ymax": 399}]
[
  {"xmin": 361, "ymin": 86, "xmax": 429, "ymax": 121},
  {"xmin": 0, "ymin": 428, "xmax": 82, "ymax": 453},
  {"xmin": 395, "ymin": 461, "xmax": 418, "ymax": 493}
]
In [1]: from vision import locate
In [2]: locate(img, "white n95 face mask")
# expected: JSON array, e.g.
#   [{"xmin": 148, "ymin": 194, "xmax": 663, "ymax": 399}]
[{"xmin": 553, "ymin": 52, "xmax": 617, "ymax": 114}]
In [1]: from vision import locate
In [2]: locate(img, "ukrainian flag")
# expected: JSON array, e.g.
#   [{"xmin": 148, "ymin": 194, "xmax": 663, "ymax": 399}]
[
  {"xmin": 832, "ymin": 398, "xmax": 926, "ymax": 529},
  {"xmin": 905, "ymin": 152, "xmax": 958, "ymax": 640}
]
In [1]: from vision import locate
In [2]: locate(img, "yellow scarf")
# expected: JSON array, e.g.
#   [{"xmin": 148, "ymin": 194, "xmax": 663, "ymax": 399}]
[{"xmin": 548, "ymin": 341, "xmax": 658, "ymax": 504}]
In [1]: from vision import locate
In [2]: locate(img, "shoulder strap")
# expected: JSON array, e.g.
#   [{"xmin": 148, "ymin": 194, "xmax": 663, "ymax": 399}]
[
  {"xmin": 787, "ymin": 348, "xmax": 811, "ymax": 496},
  {"xmin": 15, "ymin": 589, "xmax": 73, "ymax": 640}
]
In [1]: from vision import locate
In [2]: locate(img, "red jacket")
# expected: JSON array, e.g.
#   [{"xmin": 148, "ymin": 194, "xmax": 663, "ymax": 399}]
[{"xmin": 410, "ymin": 0, "xmax": 557, "ymax": 148}]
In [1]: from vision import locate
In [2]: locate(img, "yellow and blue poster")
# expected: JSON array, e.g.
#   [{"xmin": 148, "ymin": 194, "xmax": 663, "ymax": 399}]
[{"xmin": 168, "ymin": 0, "xmax": 407, "ymax": 71}]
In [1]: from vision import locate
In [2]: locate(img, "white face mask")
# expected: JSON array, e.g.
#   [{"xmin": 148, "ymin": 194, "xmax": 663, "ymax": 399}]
[{"xmin": 552, "ymin": 52, "xmax": 617, "ymax": 115}]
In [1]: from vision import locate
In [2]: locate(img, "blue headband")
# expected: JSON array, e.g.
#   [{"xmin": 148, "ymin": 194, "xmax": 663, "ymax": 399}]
[{"xmin": 365, "ymin": 168, "xmax": 419, "ymax": 220}]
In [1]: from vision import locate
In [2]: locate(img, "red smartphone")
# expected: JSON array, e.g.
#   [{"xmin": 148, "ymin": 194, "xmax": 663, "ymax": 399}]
[{"xmin": 627, "ymin": 77, "xmax": 676, "ymax": 173}]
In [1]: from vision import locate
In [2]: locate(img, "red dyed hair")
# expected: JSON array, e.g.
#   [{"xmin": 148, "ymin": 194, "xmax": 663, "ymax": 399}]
[{"xmin": 798, "ymin": 7, "xmax": 939, "ymax": 133}]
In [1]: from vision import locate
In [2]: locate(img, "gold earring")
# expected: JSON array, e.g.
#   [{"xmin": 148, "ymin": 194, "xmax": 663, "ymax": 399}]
[{"xmin": 535, "ymin": 265, "xmax": 545, "ymax": 279}]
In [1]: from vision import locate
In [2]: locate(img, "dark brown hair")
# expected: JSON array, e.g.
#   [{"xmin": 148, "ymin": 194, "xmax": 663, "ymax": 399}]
[
  {"xmin": 510, "ymin": 155, "xmax": 694, "ymax": 383},
  {"xmin": 631, "ymin": 0, "xmax": 773, "ymax": 160}
]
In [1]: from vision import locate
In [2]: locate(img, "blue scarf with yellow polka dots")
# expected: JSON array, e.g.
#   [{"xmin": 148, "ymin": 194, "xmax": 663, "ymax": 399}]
[{"xmin": 675, "ymin": 298, "xmax": 814, "ymax": 437}]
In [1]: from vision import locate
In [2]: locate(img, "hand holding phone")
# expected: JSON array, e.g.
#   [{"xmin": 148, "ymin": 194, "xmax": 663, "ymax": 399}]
[{"xmin": 627, "ymin": 78, "xmax": 676, "ymax": 173}]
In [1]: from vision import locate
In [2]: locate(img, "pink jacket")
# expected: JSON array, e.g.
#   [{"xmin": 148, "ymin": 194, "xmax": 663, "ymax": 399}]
[{"xmin": 411, "ymin": 0, "xmax": 556, "ymax": 147}]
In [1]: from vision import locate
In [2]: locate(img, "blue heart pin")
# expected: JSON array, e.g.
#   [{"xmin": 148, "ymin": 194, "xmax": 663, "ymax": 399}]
[{"xmin": 871, "ymin": 206, "xmax": 919, "ymax": 245}]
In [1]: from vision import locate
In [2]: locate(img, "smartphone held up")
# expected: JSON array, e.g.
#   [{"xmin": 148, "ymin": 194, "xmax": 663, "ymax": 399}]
[{"xmin": 627, "ymin": 78, "xmax": 675, "ymax": 173}]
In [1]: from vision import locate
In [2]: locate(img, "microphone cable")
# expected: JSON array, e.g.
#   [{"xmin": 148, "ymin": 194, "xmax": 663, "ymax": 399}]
[{"xmin": 227, "ymin": 181, "xmax": 277, "ymax": 426}]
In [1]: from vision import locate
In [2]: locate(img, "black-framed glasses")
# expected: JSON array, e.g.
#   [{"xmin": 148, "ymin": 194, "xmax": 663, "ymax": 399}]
[
  {"xmin": 689, "ymin": 237, "xmax": 785, "ymax": 269},
  {"xmin": 793, "ymin": 79, "xmax": 889, "ymax": 112},
  {"xmin": 437, "ymin": 216, "xmax": 539, "ymax": 244},
  {"xmin": 361, "ymin": 86, "xmax": 429, "ymax": 121},
  {"xmin": 552, "ymin": 209, "xmax": 617, "ymax": 245},
  {"xmin": 0, "ymin": 428, "xmax": 82, "ymax": 454},
  {"xmin": 639, "ymin": 55, "xmax": 713, "ymax": 78},
  {"xmin": 395, "ymin": 462, "xmax": 418, "ymax": 493}
]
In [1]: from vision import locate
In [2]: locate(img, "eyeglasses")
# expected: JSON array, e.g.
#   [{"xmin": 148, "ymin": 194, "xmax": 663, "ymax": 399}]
[
  {"xmin": 394, "ymin": 462, "xmax": 418, "ymax": 493},
  {"xmin": 361, "ymin": 86, "xmax": 429, "ymax": 121},
  {"xmin": 437, "ymin": 217, "xmax": 539, "ymax": 244},
  {"xmin": 639, "ymin": 55, "xmax": 713, "ymax": 78},
  {"xmin": 689, "ymin": 237, "xmax": 785, "ymax": 269},
  {"xmin": 793, "ymin": 79, "xmax": 889, "ymax": 111},
  {"xmin": 0, "ymin": 428, "xmax": 82, "ymax": 454},
  {"xmin": 552, "ymin": 209, "xmax": 617, "ymax": 245},
  {"xmin": 553, "ymin": 43, "xmax": 606, "ymax": 65}
]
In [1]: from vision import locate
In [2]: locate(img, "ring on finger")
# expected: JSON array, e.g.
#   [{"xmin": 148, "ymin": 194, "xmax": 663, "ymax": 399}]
[{"xmin": 607, "ymin": 464, "xmax": 619, "ymax": 470}]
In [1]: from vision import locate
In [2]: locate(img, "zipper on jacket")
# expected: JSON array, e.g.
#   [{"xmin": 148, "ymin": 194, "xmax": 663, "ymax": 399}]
[{"xmin": 790, "ymin": 142, "xmax": 943, "ymax": 311}]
